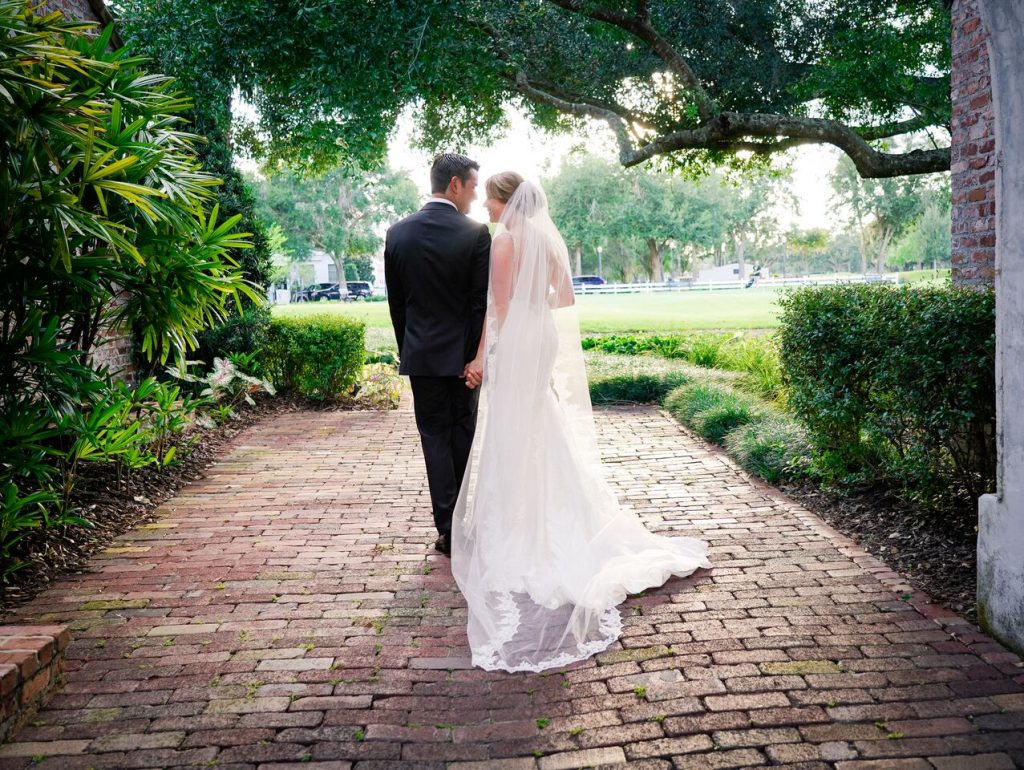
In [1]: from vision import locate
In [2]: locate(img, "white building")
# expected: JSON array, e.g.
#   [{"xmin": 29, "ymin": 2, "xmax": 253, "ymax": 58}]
[{"xmin": 695, "ymin": 263, "xmax": 742, "ymax": 283}]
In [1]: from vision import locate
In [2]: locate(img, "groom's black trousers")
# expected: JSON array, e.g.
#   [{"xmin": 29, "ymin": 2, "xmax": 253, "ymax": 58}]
[{"xmin": 408, "ymin": 376, "xmax": 480, "ymax": 537}]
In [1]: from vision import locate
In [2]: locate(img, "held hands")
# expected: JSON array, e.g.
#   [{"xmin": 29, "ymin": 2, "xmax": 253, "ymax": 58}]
[{"xmin": 463, "ymin": 357, "xmax": 484, "ymax": 389}]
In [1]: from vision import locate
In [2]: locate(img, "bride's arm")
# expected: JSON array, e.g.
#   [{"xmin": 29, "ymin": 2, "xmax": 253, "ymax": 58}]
[
  {"xmin": 465, "ymin": 233, "xmax": 514, "ymax": 388},
  {"xmin": 549, "ymin": 252, "xmax": 575, "ymax": 308},
  {"xmin": 490, "ymin": 233, "xmax": 515, "ymax": 325}
]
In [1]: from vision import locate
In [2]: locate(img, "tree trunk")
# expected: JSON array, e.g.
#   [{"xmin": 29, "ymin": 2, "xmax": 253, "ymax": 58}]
[
  {"xmin": 330, "ymin": 253, "xmax": 345, "ymax": 287},
  {"xmin": 734, "ymin": 234, "xmax": 746, "ymax": 281},
  {"xmin": 573, "ymin": 245, "xmax": 582, "ymax": 275},
  {"xmin": 876, "ymin": 226, "xmax": 895, "ymax": 273},
  {"xmin": 645, "ymin": 239, "xmax": 664, "ymax": 282}
]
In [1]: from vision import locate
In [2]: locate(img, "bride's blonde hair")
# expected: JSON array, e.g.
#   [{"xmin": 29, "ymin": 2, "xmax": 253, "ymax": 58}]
[{"xmin": 485, "ymin": 171, "xmax": 524, "ymax": 203}]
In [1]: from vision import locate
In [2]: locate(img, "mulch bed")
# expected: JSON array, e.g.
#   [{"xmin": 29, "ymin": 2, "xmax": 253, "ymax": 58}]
[{"xmin": 782, "ymin": 482, "xmax": 978, "ymax": 624}]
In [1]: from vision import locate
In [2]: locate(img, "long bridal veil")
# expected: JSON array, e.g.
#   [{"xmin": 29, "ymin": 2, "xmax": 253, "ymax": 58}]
[{"xmin": 451, "ymin": 180, "xmax": 710, "ymax": 673}]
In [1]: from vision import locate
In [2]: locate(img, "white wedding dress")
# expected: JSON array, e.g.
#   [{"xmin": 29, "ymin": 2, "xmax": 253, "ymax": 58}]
[{"xmin": 451, "ymin": 181, "xmax": 710, "ymax": 673}]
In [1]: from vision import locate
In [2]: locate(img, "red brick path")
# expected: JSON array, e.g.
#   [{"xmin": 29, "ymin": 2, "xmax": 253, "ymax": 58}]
[{"xmin": 0, "ymin": 402, "xmax": 1022, "ymax": 769}]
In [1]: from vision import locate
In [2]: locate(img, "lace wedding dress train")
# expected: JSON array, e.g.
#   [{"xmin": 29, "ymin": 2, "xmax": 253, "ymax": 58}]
[{"xmin": 451, "ymin": 182, "xmax": 710, "ymax": 673}]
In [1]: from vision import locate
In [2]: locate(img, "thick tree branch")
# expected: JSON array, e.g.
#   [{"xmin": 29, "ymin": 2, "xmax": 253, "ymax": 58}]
[
  {"xmin": 547, "ymin": 0, "xmax": 718, "ymax": 122},
  {"xmin": 529, "ymin": 77, "xmax": 652, "ymax": 131},
  {"xmin": 630, "ymin": 112, "xmax": 950, "ymax": 176},
  {"xmin": 855, "ymin": 115, "xmax": 936, "ymax": 141},
  {"xmin": 715, "ymin": 138, "xmax": 819, "ymax": 155}
]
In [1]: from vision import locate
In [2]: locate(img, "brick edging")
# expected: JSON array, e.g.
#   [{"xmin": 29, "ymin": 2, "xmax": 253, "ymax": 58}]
[{"xmin": 0, "ymin": 625, "xmax": 70, "ymax": 744}]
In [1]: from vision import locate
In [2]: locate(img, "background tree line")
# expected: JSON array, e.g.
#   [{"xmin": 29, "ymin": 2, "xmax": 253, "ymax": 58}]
[{"xmin": 545, "ymin": 153, "xmax": 950, "ymax": 282}]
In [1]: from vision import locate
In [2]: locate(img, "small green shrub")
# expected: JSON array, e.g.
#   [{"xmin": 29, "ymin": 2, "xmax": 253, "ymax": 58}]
[
  {"xmin": 665, "ymin": 382, "xmax": 762, "ymax": 444},
  {"xmin": 718, "ymin": 337, "xmax": 784, "ymax": 400},
  {"xmin": 262, "ymin": 314, "xmax": 365, "ymax": 400},
  {"xmin": 582, "ymin": 334, "xmax": 686, "ymax": 358},
  {"xmin": 724, "ymin": 417, "xmax": 813, "ymax": 484}
]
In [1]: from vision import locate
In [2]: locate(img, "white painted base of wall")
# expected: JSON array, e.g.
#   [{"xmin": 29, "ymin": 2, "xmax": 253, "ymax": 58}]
[
  {"xmin": 976, "ymin": 0, "xmax": 1024, "ymax": 660},
  {"xmin": 978, "ymin": 493, "xmax": 1024, "ymax": 656}
]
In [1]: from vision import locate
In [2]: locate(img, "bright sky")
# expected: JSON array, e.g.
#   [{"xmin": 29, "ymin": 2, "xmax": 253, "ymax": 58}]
[{"xmin": 387, "ymin": 106, "xmax": 842, "ymax": 232}]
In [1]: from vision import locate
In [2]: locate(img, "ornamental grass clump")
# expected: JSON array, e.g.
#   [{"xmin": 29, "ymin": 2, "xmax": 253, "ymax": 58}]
[
  {"xmin": 723, "ymin": 417, "xmax": 813, "ymax": 484},
  {"xmin": 664, "ymin": 382, "xmax": 763, "ymax": 444}
]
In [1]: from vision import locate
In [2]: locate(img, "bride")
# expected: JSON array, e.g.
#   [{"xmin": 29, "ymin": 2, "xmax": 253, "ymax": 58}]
[{"xmin": 451, "ymin": 172, "xmax": 711, "ymax": 673}]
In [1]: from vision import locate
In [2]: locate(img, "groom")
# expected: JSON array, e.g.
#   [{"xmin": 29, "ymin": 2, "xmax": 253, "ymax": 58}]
[{"xmin": 384, "ymin": 153, "xmax": 491, "ymax": 556}]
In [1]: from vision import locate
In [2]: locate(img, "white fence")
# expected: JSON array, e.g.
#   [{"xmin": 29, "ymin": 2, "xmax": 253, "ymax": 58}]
[{"xmin": 574, "ymin": 274, "xmax": 900, "ymax": 295}]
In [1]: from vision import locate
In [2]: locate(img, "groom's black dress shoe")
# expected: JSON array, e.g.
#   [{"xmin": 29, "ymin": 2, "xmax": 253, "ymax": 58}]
[{"xmin": 434, "ymin": 533, "xmax": 451, "ymax": 557}]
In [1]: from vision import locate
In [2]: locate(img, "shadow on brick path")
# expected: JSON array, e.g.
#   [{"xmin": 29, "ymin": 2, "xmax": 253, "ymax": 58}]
[{"xmin": 1, "ymin": 401, "xmax": 1022, "ymax": 770}]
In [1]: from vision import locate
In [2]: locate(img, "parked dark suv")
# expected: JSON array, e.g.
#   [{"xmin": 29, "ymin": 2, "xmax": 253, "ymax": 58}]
[
  {"xmin": 346, "ymin": 281, "xmax": 373, "ymax": 299},
  {"xmin": 572, "ymin": 274, "xmax": 606, "ymax": 290},
  {"xmin": 295, "ymin": 282, "xmax": 345, "ymax": 302}
]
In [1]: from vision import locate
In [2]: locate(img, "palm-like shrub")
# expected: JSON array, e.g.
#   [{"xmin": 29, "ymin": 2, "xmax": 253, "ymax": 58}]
[{"xmin": 0, "ymin": 4, "xmax": 260, "ymax": 577}]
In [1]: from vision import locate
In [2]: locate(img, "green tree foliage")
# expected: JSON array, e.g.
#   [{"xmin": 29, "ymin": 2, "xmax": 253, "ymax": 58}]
[
  {"xmin": 545, "ymin": 155, "xmax": 781, "ymax": 281},
  {"xmin": 830, "ymin": 155, "xmax": 949, "ymax": 272},
  {"xmin": 115, "ymin": 0, "xmax": 273, "ymax": 298},
  {"xmin": 118, "ymin": 0, "xmax": 949, "ymax": 178},
  {"xmin": 890, "ymin": 199, "xmax": 953, "ymax": 271},
  {"xmin": 0, "ymin": 4, "xmax": 259, "ymax": 572},
  {"xmin": 253, "ymin": 167, "xmax": 419, "ymax": 285}
]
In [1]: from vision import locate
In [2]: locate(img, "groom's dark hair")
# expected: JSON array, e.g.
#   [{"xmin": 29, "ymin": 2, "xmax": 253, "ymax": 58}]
[{"xmin": 430, "ymin": 153, "xmax": 479, "ymax": 193}]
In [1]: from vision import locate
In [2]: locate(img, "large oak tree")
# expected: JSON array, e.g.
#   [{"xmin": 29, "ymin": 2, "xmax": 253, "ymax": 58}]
[{"xmin": 120, "ymin": 0, "xmax": 950, "ymax": 178}]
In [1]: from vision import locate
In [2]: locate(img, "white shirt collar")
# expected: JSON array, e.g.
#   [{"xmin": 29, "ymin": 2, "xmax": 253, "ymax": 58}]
[{"xmin": 425, "ymin": 197, "xmax": 457, "ymax": 209}]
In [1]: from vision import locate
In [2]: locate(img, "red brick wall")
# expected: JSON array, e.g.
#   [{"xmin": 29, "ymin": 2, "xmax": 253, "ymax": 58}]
[
  {"xmin": 89, "ymin": 292, "xmax": 136, "ymax": 383},
  {"xmin": 950, "ymin": 0, "xmax": 996, "ymax": 286}
]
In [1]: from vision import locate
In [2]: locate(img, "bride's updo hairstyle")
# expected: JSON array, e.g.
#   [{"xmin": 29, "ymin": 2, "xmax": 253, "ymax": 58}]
[{"xmin": 485, "ymin": 171, "xmax": 524, "ymax": 203}]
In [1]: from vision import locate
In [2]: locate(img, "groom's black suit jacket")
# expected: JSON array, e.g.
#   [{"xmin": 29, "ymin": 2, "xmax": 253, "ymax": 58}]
[{"xmin": 384, "ymin": 201, "xmax": 491, "ymax": 376}]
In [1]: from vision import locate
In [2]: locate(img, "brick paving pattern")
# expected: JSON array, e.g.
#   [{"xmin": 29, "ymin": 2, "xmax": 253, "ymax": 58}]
[{"xmin": 0, "ymin": 400, "xmax": 1022, "ymax": 769}]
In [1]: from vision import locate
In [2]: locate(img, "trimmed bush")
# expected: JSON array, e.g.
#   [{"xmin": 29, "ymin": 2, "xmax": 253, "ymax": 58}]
[
  {"xmin": 664, "ymin": 382, "xmax": 763, "ymax": 444},
  {"xmin": 778, "ymin": 284, "xmax": 995, "ymax": 506},
  {"xmin": 262, "ymin": 315, "xmax": 365, "ymax": 400},
  {"xmin": 724, "ymin": 417, "xmax": 813, "ymax": 484}
]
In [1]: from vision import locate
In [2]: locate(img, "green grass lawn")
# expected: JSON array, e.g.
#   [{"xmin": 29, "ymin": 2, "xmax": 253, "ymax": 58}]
[
  {"xmin": 273, "ymin": 287, "xmax": 784, "ymax": 333},
  {"xmin": 898, "ymin": 268, "xmax": 952, "ymax": 284}
]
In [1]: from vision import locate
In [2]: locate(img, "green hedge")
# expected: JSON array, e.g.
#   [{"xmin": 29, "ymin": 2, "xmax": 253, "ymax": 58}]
[
  {"xmin": 778, "ymin": 284, "xmax": 995, "ymax": 506},
  {"xmin": 262, "ymin": 315, "xmax": 365, "ymax": 401}
]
